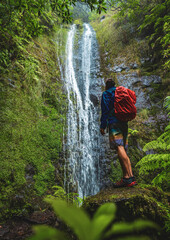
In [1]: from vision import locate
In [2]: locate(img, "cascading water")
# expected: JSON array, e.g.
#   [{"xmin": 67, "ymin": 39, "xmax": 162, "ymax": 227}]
[{"xmin": 64, "ymin": 23, "xmax": 102, "ymax": 199}]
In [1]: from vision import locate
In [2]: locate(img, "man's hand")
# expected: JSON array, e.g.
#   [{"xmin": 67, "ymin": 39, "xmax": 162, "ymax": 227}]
[{"xmin": 100, "ymin": 128, "xmax": 105, "ymax": 135}]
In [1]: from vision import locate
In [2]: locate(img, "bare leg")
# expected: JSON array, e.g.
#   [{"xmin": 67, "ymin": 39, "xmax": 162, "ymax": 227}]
[
  {"xmin": 117, "ymin": 145, "xmax": 133, "ymax": 178},
  {"xmin": 118, "ymin": 156, "xmax": 126, "ymax": 177}
]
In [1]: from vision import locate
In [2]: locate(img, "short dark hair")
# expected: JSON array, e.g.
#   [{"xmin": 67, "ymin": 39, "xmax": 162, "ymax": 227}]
[{"xmin": 105, "ymin": 78, "xmax": 115, "ymax": 90}]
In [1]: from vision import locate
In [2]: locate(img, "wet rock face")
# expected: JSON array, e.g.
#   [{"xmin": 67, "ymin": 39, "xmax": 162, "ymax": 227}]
[
  {"xmin": 105, "ymin": 57, "xmax": 163, "ymax": 110},
  {"xmin": 113, "ymin": 63, "xmax": 134, "ymax": 72},
  {"xmin": 89, "ymin": 91, "xmax": 100, "ymax": 106},
  {"xmin": 112, "ymin": 61, "xmax": 139, "ymax": 73},
  {"xmin": 99, "ymin": 133, "xmax": 119, "ymax": 189},
  {"xmin": 117, "ymin": 73, "xmax": 162, "ymax": 109}
]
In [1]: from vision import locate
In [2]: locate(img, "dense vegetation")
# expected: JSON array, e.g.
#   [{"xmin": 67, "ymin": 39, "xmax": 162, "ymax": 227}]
[
  {"xmin": 0, "ymin": 30, "xmax": 68, "ymax": 219},
  {"xmin": 90, "ymin": 0, "xmax": 170, "ymax": 73},
  {"xmin": 107, "ymin": 0, "xmax": 170, "ymax": 70},
  {"xmin": 0, "ymin": 0, "xmax": 107, "ymax": 74},
  {"xmin": 0, "ymin": 0, "xmax": 169, "ymax": 239}
]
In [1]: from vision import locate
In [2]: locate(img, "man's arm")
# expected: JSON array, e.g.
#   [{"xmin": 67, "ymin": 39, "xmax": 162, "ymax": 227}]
[{"xmin": 100, "ymin": 92, "xmax": 110, "ymax": 131}]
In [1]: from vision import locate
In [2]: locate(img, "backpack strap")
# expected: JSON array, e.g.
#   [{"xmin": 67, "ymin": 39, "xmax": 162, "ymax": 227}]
[{"xmin": 107, "ymin": 87, "xmax": 116, "ymax": 123}]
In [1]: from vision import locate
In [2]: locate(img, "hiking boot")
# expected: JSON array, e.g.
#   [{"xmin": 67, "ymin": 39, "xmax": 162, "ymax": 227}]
[{"xmin": 113, "ymin": 177, "xmax": 137, "ymax": 188}]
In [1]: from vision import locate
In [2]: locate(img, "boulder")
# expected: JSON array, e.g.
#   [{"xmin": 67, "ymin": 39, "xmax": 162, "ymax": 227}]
[
  {"xmin": 113, "ymin": 63, "xmax": 129, "ymax": 72},
  {"xmin": 141, "ymin": 75, "xmax": 162, "ymax": 87},
  {"xmin": 83, "ymin": 185, "xmax": 169, "ymax": 239}
]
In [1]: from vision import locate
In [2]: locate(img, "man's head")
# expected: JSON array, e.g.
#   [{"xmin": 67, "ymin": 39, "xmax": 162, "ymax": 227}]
[{"xmin": 105, "ymin": 78, "xmax": 115, "ymax": 90}]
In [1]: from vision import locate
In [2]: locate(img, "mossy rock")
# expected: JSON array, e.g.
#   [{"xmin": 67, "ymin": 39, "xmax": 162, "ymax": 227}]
[{"xmin": 83, "ymin": 185, "xmax": 169, "ymax": 239}]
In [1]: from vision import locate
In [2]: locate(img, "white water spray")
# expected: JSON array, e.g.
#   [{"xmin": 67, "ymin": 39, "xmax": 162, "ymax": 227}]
[{"xmin": 64, "ymin": 24, "xmax": 101, "ymax": 198}]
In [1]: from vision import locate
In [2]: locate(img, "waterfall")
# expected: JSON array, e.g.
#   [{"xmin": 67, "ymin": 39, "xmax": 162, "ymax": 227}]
[{"xmin": 64, "ymin": 23, "xmax": 102, "ymax": 199}]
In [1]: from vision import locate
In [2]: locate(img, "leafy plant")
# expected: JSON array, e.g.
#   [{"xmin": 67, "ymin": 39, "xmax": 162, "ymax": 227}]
[
  {"xmin": 29, "ymin": 199, "xmax": 158, "ymax": 240},
  {"xmin": 0, "ymin": 0, "xmax": 107, "ymax": 75},
  {"xmin": 128, "ymin": 128, "xmax": 139, "ymax": 136},
  {"xmin": 139, "ymin": 0, "xmax": 170, "ymax": 68},
  {"xmin": 46, "ymin": 185, "xmax": 83, "ymax": 206},
  {"xmin": 105, "ymin": 0, "xmax": 170, "ymax": 70},
  {"xmin": 110, "ymin": 161, "xmax": 122, "ymax": 184},
  {"xmin": 136, "ymin": 96, "xmax": 170, "ymax": 188}
]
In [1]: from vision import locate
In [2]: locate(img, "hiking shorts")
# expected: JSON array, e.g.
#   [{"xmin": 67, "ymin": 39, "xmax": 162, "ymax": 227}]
[{"xmin": 109, "ymin": 122, "xmax": 128, "ymax": 151}]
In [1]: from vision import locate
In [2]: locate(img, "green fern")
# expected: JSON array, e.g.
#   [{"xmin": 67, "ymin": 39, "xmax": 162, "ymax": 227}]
[{"xmin": 136, "ymin": 97, "xmax": 170, "ymax": 188}]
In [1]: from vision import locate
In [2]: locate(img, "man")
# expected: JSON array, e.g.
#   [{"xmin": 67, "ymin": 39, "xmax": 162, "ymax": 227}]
[{"xmin": 100, "ymin": 78, "xmax": 137, "ymax": 187}]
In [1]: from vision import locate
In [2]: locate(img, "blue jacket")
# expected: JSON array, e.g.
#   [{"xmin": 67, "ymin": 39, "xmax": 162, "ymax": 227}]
[{"xmin": 100, "ymin": 87, "xmax": 118, "ymax": 129}]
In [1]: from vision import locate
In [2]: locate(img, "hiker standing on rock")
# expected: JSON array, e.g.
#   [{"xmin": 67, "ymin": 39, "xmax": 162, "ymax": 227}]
[{"xmin": 100, "ymin": 78, "xmax": 137, "ymax": 187}]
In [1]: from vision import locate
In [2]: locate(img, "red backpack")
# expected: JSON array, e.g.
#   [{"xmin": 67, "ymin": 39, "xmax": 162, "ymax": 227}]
[{"xmin": 114, "ymin": 86, "xmax": 137, "ymax": 122}]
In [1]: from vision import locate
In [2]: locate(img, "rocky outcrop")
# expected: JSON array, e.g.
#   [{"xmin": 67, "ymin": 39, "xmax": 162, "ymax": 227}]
[
  {"xmin": 89, "ymin": 89, "xmax": 101, "ymax": 106},
  {"xmin": 116, "ymin": 72, "xmax": 162, "ymax": 109},
  {"xmin": 83, "ymin": 186, "xmax": 169, "ymax": 239}
]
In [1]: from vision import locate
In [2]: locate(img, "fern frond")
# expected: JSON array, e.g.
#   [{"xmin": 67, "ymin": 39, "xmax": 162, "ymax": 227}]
[
  {"xmin": 158, "ymin": 127, "xmax": 170, "ymax": 142},
  {"xmin": 143, "ymin": 140, "xmax": 169, "ymax": 152},
  {"xmin": 165, "ymin": 124, "xmax": 170, "ymax": 131},
  {"xmin": 164, "ymin": 96, "xmax": 170, "ymax": 111},
  {"xmin": 137, "ymin": 96, "xmax": 170, "ymax": 188},
  {"xmin": 137, "ymin": 154, "xmax": 170, "ymax": 166},
  {"xmin": 152, "ymin": 169, "xmax": 170, "ymax": 185},
  {"xmin": 143, "ymin": 123, "xmax": 170, "ymax": 152},
  {"xmin": 137, "ymin": 154, "xmax": 170, "ymax": 176}
]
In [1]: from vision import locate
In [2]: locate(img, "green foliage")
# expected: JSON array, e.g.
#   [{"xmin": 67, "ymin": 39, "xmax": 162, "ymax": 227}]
[
  {"xmin": 47, "ymin": 186, "xmax": 67, "ymax": 200},
  {"xmin": 139, "ymin": 0, "xmax": 170, "ymax": 69},
  {"xmin": 107, "ymin": 0, "xmax": 170, "ymax": 70},
  {"xmin": 29, "ymin": 225, "xmax": 67, "ymax": 240},
  {"xmin": 105, "ymin": 220, "xmax": 158, "ymax": 238},
  {"xmin": 136, "ymin": 96, "xmax": 170, "ymax": 189},
  {"xmin": 88, "ymin": 11, "xmax": 101, "ymax": 22},
  {"xmin": 0, "ymin": 30, "xmax": 67, "ymax": 219},
  {"xmin": 46, "ymin": 185, "xmax": 83, "ymax": 206},
  {"xmin": 74, "ymin": 19, "xmax": 83, "ymax": 27},
  {"xmin": 108, "ymin": 0, "xmax": 152, "ymax": 26},
  {"xmin": 0, "ymin": 0, "xmax": 107, "ymax": 75},
  {"xmin": 161, "ymin": 20, "xmax": 170, "ymax": 70},
  {"xmin": 128, "ymin": 128, "xmax": 139, "ymax": 136},
  {"xmin": 90, "ymin": 9, "xmax": 144, "ymax": 78},
  {"xmin": 29, "ymin": 199, "xmax": 158, "ymax": 240},
  {"xmin": 0, "ymin": 86, "xmax": 64, "ymax": 195},
  {"xmin": 110, "ymin": 161, "xmax": 122, "ymax": 183},
  {"xmin": 92, "ymin": 14, "xmax": 124, "ymax": 56},
  {"xmin": 139, "ymin": 108, "xmax": 150, "ymax": 120}
]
